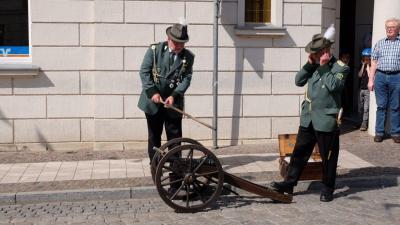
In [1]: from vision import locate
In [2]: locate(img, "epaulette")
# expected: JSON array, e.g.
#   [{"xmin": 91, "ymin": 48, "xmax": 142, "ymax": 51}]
[
  {"xmin": 150, "ymin": 42, "xmax": 158, "ymax": 50},
  {"xmin": 337, "ymin": 60, "xmax": 345, "ymax": 67},
  {"xmin": 184, "ymin": 48, "xmax": 195, "ymax": 57}
]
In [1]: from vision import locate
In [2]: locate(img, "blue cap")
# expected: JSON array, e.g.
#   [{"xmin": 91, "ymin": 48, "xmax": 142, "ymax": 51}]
[{"xmin": 361, "ymin": 48, "xmax": 371, "ymax": 56}]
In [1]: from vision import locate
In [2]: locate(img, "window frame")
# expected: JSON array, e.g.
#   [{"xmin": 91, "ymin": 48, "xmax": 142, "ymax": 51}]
[
  {"xmin": 244, "ymin": 0, "xmax": 272, "ymax": 24},
  {"xmin": 0, "ymin": 0, "xmax": 32, "ymax": 64},
  {"xmin": 235, "ymin": 0, "xmax": 286, "ymax": 36}
]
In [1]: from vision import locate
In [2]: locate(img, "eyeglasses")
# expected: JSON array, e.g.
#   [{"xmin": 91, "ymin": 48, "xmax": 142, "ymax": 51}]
[{"xmin": 385, "ymin": 26, "xmax": 398, "ymax": 30}]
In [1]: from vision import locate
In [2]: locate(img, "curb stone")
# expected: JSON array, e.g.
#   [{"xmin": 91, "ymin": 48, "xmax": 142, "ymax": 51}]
[{"xmin": 0, "ymin": 175, "xmax": 398, "ymax": 205}]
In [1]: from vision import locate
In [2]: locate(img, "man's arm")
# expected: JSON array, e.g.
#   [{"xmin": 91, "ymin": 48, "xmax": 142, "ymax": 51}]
[
  {"xmin": 318, "ymin": 63, "xmax": 349, "ymax": 92},
  {"xmin": 139, "ymin": 46, "xmax": 160, "ymax": 99},
  {"xmin": 358, "ymin": 63, "xmax": 365, "ymax": 78},
  {"xmin": 369, "ymin": 40, "xmax": 381, "ymax": 92},
  {"xmin": 368, "ymin": 60, "xmax": 377, "ymax": 91},
  {"xmin": 165, "ymin": 52, "xmax": 195, "ymax": 106},
  {"xmin": 171, "ymin": 53, "xmax": 195, "ymax": 98},
  {"xmin": 295, "ymin": 62, "xmax": 317, "ymax": 87}
]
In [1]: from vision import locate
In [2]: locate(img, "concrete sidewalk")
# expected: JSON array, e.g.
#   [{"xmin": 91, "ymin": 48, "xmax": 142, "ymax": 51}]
[{"xmin": 0, "ymin": 151, "xmax": 373, "ymax": 184}]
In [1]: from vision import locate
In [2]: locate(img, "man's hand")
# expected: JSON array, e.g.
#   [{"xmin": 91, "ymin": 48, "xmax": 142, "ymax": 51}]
[
  {"xmin": 308, "ymin": 54, "xmax": 317, "ymax": 64},
  {"xmin": 164, "ymin": 96, "xmax": 174, "ymax": 107},
  {"xmin": 368, "ymin": 79, "xmax": 374, "ymax": 91},
  {"xmin": 151, "ymin": 93, "xmax": 161, "ymax": 103},
  {"xmin": 319, "ymin": 51, "xmax": 331, "ymax": 65}
]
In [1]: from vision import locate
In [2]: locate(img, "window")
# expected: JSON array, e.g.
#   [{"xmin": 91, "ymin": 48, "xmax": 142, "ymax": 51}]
[
  {"xmin": 245, "ymin": 0, "xmax": 271, "ymax": 23},
  {"xmin": 236, "ymin": 0, "xmax": 285, "ymax": 36},
  {"xmin": 0, "ymin": 0, "xmax": 31, "ymax": 63}
]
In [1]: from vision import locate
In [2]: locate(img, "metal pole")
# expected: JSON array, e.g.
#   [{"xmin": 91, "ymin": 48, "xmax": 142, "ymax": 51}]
[
  {"xmin": 160, "ymin": 100, "xmax": 215, "ymax": 130},
  {"xmin": 212, "ymin": 0, "xmax": 220, "ymax": 149}
]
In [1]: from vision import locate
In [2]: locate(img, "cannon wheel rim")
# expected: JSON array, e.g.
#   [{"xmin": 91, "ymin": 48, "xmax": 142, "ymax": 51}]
[
  {"xmin": 160, "ymin": 137, "xmax": 204, "ymax": 152},
  {"xmin": 154, "ymin": 144, "xmax": 224, "ymax": 213},
  {"xmin": 150, "ymin": 138, "xmax": 203, "ymax": 182}
]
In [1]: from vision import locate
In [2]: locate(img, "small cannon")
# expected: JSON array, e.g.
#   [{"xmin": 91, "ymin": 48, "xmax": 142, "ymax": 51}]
[
  {"xmin": 150, "ymin": 102, "xmax": 292, "ymax": 212},
  {"xmin": 150, "ymin": 137, "xmax": 292, "ymax": 213}
]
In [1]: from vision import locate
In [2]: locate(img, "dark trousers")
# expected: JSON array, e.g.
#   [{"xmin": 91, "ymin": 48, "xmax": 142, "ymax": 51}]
[
  {"xmin": 145, "ymin": 107, "xmax": 182, "ymax": 160},
  {"xmin": 286, "ymin": 123, "xmax": 340, "ymax": 191}
]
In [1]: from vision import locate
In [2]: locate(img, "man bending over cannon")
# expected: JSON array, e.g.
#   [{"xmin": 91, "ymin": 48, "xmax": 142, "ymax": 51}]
[
  {"xmin": 138, "ymin": 21, "xmax": 195, "ymax": 161},
  {"xmin": 271, "ymin": 27, "xmax": 349, "ymax": 202}
]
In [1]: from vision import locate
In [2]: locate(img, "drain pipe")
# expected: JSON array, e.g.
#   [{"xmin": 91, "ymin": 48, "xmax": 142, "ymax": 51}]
[{"xmin": 212, "ymin": 0, "xmax": 221, "ymax": 149}]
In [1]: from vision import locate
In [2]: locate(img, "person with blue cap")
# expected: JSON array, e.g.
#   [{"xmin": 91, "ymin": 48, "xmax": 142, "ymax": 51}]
[{"xmin": 358, "ymin": 48, "xmax": 371, "ymax": 131}]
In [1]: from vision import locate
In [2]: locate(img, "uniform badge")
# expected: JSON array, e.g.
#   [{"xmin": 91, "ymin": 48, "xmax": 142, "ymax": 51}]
[
  {"xmin": 336, "ymin": 73, "xmax": 344, "ymax": 80},
  {"xmin": 169, "ymin": 80, "xmax": 175, "ymax": 88}
]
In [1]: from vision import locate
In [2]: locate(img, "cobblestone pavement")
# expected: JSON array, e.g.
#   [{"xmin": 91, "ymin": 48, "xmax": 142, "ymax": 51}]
[{"xmin": 0, "ymin": 186, "xmax": 398, "ymax": 225}]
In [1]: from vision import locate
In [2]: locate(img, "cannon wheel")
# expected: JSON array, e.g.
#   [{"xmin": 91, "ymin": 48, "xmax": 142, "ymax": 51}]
[
  {"xmin": 150, "ymin": 138, "xmax": 203, "ymax": 181},
  {"xmin": 154, "ymin": 144, "xmax": 224, "ymax": 213}
]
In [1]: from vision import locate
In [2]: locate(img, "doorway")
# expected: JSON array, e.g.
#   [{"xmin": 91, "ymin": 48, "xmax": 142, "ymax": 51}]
[{"xmin": 339, "ymin": 0, "xmax": 374, "ymax": 121}]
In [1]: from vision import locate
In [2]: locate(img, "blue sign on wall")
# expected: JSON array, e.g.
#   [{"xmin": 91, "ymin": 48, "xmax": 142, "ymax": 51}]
[{"xmin": 0, "ymin": 46, "xmax": 30, "ymax": 57}]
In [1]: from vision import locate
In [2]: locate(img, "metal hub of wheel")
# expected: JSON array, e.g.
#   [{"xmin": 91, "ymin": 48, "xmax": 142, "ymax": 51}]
[{"xmin": 183, "ymin": 173, "xmax": 195, "ymax": 184}]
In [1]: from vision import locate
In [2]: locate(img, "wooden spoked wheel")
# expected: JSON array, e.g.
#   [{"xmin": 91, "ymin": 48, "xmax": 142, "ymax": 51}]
[
  {"xmin": 154, "ymin": 144, "xmax": 224, "ymax": 213},
  {"xmin": 150, "ymin": 138, "xmax": 203, "ymax": 182}
]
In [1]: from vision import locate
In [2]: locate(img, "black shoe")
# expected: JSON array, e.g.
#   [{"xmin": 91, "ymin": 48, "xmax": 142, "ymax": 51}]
[
  {"xmin": 393, "ymin": 136, "xmax": 400, "ymax": 143},
  {"xmin": 374, "ymin": 135, "xmax": 383, "ymax": 142},
  {"xmin": 320, "ymin": 191, "xmax": 334, "ymax": 202},
  {"xmin": 270, "ymin": 181, "xmax": 294, "ymax": 195}
]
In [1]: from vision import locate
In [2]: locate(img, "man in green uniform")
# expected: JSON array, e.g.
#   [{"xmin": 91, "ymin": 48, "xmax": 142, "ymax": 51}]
[
  {"xmin": 138, "ymin": 23, "xmax": 195, "ymax": 161},
  {"xmin": 271, "ymin": 33, "xmax": 350, "ymax": 202}
]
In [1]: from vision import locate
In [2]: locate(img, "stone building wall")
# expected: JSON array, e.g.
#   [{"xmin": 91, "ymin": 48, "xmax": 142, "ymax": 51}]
[{"xmin": 0, "ymin": 0, "xmax": 336, "ymax": 151}]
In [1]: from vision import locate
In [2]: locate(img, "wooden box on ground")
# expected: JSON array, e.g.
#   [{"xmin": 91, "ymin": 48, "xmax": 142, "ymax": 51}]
[{"xmin": 278, "ymin": 134, "xmax": 322, "ymax": 180}]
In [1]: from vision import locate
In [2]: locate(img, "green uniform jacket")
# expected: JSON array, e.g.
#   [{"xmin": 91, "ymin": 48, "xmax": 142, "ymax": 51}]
[
  {"xmin": 295, "ymin": 56, "xmax": 350, "ymax": 132},
  {"xmin": 138, "ymin": 42, "xmax": 194, "ymax": 118}
]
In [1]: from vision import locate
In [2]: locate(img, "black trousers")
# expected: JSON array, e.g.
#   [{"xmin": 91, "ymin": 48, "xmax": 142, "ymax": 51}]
[
  {"xmin": 286, "ymin": 123, "xmax": 340, "ymax": 191},
  {"xmin": 145, "ymin": 107, "xmax": 182, "ymax": 160}
]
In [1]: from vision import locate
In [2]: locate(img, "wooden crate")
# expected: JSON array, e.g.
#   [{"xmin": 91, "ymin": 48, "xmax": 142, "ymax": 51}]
[{"xmin": 278, "ymin": 134, "xmax": 322, "ymax": 180}]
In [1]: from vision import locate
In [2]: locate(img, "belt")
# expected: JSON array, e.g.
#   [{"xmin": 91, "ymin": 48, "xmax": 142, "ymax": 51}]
[{"xmin": 377, "ymin": 69, "xmax": 400, "ymax": 75}]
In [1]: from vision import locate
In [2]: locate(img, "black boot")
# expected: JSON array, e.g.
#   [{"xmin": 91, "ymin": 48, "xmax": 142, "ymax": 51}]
[
  {"xmin": 320, "ymin": 186, "xmax": 334, "ymax": 202},
  {"xmin": 273, "ymin": 158, "xmax": 306, "ymax": 194},
  {"xmin": 270, "ymin": 181, "xmax": 294, "ymax": 194}
]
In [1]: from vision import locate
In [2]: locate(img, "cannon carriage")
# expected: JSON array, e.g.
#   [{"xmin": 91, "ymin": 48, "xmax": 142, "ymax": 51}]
[{"xmin": 150, "ymin": 137, "xmax": 293, "ymax": 213}]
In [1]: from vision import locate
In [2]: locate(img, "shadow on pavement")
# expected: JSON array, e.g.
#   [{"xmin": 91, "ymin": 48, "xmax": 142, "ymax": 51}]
[
  {"xmin": 207, "ymin": 195, "xmax": 274, "ymax": 212},
  {"xmin": 294, "ymin": 166, "xmax": 400, "ymax": 199},
  {"xmin": 198, "ymin": 166, "xmax": 400, "ymax": 211},
  {"xmin": 340, "ymin": 119, "xmax": 360, "ymax": 135},
  {"xmin": 334, "ymin": 166, "xmax": 400, "ymax": 199}
]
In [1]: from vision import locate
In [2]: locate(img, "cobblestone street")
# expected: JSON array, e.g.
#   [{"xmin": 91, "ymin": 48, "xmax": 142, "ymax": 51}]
[{"xmin": 0, "ymin": 185, "xmax": 398, "ymax": 225}]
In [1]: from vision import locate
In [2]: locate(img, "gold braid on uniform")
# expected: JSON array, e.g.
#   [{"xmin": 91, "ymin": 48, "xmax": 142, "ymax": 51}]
[
  {"xmin": 178, "ymin": 56, "xmax": 188, "ymax": 78},
  {"xmin": 151, "ymin": 45, "xmax": 160, "ymax": 84}
]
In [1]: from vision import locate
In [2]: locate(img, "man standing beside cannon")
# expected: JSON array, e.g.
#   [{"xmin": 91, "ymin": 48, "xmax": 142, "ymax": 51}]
[
  {"xmin": 271, "ymin": 27, "xmax": 350, "ymax": 202},
  {"xmin": 138, "ymin": 21, "xmax": 195, "ymax": 161}
]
